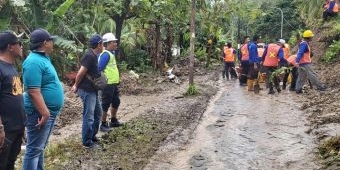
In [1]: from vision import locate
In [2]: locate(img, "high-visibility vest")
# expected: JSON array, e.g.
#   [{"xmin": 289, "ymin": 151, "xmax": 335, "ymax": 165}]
[
  {"xmin": 325, "ymin": 1, "xmax": 339, "ymax": 13},
  {"xmin": 299, "ymin": 41, "xmax": 311, "ymax": 64},
  {"xmin": 287, "ymin": 54, "xmax": 297, "ymax": 66},
  {"xmin": 98, "ymin": 50, "xmax": 120, "ymax": 84},
  {"xmin": 283, "ymin": 43, "xmax": 290, "ymax": 59},
  {"xmin": 335, "ymin": 2, "xmax": 339, "ymax": 12},
  {"xmin": 224, "ymin": 47, "xmax": 235, "ymax": 62},
  {"xmin": 240, "ymin": 44, "xmax": 249, "ymax": 61},
  {"xmin": 258, "ymin": 47, "xmax": 265, "ymax": 58},
  {"xmin": 263, "ymin": 43, "xmax": 281, "ymax": 67}
]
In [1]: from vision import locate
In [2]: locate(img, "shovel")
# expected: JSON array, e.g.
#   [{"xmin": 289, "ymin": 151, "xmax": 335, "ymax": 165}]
[{"xmin": 254, "ymin": 72, "xmax": 261, "ymax": 94}]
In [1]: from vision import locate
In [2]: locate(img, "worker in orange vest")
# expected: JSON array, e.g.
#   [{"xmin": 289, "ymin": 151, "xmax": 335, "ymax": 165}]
[
  {"xmin": 323, "ymin": 0, "xmax": 339, "ymax": 21},
  {"xmin": 223, "ymin": 42, "xmax": 238, "ymax": 80},
  {"xmin": 261, "ymin": 40, "xmax": 287, "ymax": 94},
  {"xmin": 295, "ymin": 30, "xmax": 327, "ymax": 94},
  {"xmin": 238, "ymin": 36, "xmax": 250, "ymax": 86}
]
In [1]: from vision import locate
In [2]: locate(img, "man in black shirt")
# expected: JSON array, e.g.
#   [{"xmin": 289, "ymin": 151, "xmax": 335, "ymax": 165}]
[
  {"xmin": 71, "ymin": 34, "xmax": 104, "ymax": 149},
  {"xmin": 0, "ymin": 31, "xmax": 25, "ymax": 170}
]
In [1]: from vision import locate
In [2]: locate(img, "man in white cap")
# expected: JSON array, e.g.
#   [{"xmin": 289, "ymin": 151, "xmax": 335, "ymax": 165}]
[{"xmin": 98, "ymin": 33, "xmax": 123, "ymax": 132}]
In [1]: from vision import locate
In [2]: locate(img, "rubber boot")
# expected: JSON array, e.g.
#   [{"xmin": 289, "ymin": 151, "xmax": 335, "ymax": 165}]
[
  {"xmin": 268, "ymin": 88, "xmax": 275, "ymax": 94},
  {"xmin": 247, "ymin": 79, "xmax": 254, "ymax": 91}
]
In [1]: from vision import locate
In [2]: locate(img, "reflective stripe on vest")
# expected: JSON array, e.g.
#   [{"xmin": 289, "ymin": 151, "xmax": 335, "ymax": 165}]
[
  {"xmin": 299, "ymin": 41, "xmax": 311, "ymax": 64},
  {"xmin": 224, "ymin": 47, "xmax": 235, "ymax": 62},
  {"xmin": 263, "ymin": 43, "xmax": 281, "ymax": 67},
  {"xmin": 241, "ymin": 44, "xmax": 249, "ymax": 61},
  {"xmin": 258, "ymin": 48, "xmax": 264, "ymax": 58},
  {"xmin": 283, "ymin": 44, "xmax": 290, "ymax": 59},
  {"xmin": 99, "ymin": 50, "xmax": 120, "ymax": 84},
  {"xmin": 334, "ymin": 2, "xmax": 339, "ymax": 12}
]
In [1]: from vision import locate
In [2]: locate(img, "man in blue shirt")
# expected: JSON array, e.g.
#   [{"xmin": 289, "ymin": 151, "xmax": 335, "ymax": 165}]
[
  {"xmin": 0, "ymin": 31, "xmax": 25, "ymax": 170},
  {"xmin": 323, "ymin": 0, "xmax": 338, "ymax": 21},
  {"xmin": 23, "ymin": 28, "xmax": 64, "ymax": 169},
  {"xmin": 247, "ymin": 35, "xmax": 262, "ymax": 91},
  {"xmin": 98, "ymin": 33, "xmax": 123, "ymax": 132},
  {"xmin": 295, "ymin": 30, "xmax": 326, "ymax": 94}
]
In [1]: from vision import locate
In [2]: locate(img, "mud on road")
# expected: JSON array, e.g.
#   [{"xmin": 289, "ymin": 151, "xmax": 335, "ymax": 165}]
[{"xmin": 146, "ymin": 80, "xmax": 321, "ymax": 170}]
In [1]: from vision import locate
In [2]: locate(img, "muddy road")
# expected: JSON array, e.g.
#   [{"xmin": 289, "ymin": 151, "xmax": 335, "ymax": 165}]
[{"xmin": 147, "ymin": 79, "xmax": 321, "ymax": 170}]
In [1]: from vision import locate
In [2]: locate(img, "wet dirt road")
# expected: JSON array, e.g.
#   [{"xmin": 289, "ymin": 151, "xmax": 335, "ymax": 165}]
[{"xmin": 162, "ymin": 80, "xmax": 320, "ymax": 170}]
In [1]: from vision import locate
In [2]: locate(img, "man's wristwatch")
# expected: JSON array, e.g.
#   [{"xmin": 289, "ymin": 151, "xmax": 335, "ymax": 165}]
[{"xmin": 0, "ymin": 125, "xmax": 4, "ymax": 132}]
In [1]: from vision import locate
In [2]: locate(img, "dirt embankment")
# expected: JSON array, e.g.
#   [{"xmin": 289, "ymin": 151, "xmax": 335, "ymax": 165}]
[{"xmin": 298, "ymin": 32, "xmax": 340, "ymax": 170}]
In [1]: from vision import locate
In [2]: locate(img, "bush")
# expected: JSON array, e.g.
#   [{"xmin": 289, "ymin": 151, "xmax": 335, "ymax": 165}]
[{"xmin": 323, "ymin": 40, "xmax": 340, "ymax": 63}]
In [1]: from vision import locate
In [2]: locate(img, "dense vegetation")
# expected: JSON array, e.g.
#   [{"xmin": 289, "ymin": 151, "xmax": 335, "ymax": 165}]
[{"xmin": 1, "ymin": 0, "xmax": 321, "ymax": 77}]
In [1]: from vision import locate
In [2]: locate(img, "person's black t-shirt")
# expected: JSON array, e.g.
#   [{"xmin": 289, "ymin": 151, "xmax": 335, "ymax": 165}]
[
  {"xmin": 0, "ymin": 60, "xmax": 25, "ymax": 132},
  {"xmin": 78, "ymin": 49, "xmax": 100, "ymax": 92}
]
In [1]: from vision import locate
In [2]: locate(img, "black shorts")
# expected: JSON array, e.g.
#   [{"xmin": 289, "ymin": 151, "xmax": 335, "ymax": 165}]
[{"xmin": 100, "ymin": 84, "xmax": 120, "ymax": 112}]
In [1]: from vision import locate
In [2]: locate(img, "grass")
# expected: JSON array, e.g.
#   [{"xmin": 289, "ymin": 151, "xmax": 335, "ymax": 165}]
[
  {"xmin": 33, "ymin": 117, "xmax": 170, "ymax": 170},
  {"xmin": 318, "ymin": 136, "xmax": 340, "ymax": 168},
  {"xmin": 184, "ymin": 83, "xmax": 199, "ymax": 96}
]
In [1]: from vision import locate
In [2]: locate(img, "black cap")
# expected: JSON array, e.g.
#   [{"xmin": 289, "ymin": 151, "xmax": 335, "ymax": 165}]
[
  {"xmin": 0, "ymin": 31, "xmax": 23, "ymax": 49},
  {"xmin": 30, "ymin": 28, "xmax": 57, "ymax": 44},
  {"xmin": 88, "ymin": 34, "xmax": 103, "ymax": 48}
]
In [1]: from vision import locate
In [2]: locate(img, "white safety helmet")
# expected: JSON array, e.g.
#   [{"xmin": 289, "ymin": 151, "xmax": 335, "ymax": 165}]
[
  {"xmin": 102, "ymin": 33, "xmax": 118, "ymax": 43},
  {"xmin": 278, "ymin": 39, "xmax": 286, "ymax": 44}
]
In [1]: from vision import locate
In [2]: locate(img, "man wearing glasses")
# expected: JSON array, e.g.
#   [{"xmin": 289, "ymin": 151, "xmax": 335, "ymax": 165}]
[
  {"xmin": 71, "ymin": 34, "xmax": 104, "ymax": 149},
  {"xmin": 0, "ymin": 30, "xmax": 25, "ymax": 170}
]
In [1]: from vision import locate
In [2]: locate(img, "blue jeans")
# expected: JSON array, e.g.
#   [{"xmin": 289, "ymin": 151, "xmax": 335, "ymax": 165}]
[
  {"xmin": 77, "ymin": 89, "xmax": 102, "ymax": 146},
  {"xmin": 23, "ymin": 111, "xmax": 57, "ymax": 170}
]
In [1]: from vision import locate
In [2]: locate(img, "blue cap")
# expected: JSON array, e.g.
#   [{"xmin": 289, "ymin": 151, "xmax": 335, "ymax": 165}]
[
  {"xmin": 0, "ymin": 30, "xmax": 23, "ymax": 49},
  {"xmin": 89, "ymin": 34, "xmax": 103, "ymax": 48},
  {"xmin": 30, "ymin": 28, "xmax": 57, "ymax": 44}
]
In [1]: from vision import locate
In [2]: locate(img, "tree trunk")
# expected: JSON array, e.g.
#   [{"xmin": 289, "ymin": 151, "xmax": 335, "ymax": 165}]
[
  {"xmin": 206, "ymin": 44, "xmax": 212, "ymax": 68},
  {"xmin": 165, "ymin": 24, "xmax": 173, "ymax": 64},
  {"xmin": 155, "ymin": 21, "xmax": 162, "ymax": 71},
  {"xmin": 113, "ymin": 17, "xmax": 124, "ymax": 63},
  {"xmin": 189, "ymin": 0, "xmax": 196, "ymax": 85}
]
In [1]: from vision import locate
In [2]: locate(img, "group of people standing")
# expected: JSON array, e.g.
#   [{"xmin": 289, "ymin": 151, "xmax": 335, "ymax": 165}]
[
  {"xmin": 222, "ymin": 29, "xmax": 327, "ymax": 94},
  {"xmin": 0, "ymin": 28, "xmax": 122, "ymax": 170}
]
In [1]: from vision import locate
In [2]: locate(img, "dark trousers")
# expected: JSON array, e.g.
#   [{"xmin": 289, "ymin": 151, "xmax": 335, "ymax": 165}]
[
  {"xmin": 248, "ymin": 63, "xmax": 260, "ymax": 80},
  {"xmin": 0, "ymin": 129, "xmax": 24, "ymax": 170},
  {"xmin": 281, "ymin": 67, "xmax": 298, "ymax": 90},
  {"xmin": 239, "ymin": 61, "xmax": 249, "ymax": 84},
  {"xmin": 323, "ymin": 10, "xmax": 337, "ymax": 21},
  {"xmin": 224, "ymin": 62, "xmax": 237, "ymax": 79}
]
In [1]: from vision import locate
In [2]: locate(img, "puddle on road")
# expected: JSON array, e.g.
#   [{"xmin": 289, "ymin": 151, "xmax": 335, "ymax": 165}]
[{"xmin": 164, "ymin": 80, "xmax": 320, "ymax": 170}]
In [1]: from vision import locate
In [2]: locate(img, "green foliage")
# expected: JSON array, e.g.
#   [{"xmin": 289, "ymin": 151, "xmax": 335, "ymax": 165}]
[
  {"xmin": 288, "ymin": 35, "xmax": 297, "ymax": 46},
  {"xmin": 254, "ymin": 0, "xmax": 304, "ymax": 41},
  {"xmin": 195, "ymin": 47, "xmax": 207, "ymax": 61},
  {"xmin": 294, "ymin": 0, "xmax": 323, "ymax": 27},
  {"xmin": 323, "ymin": 40, "xmax": 340, "ymax": 63},
  {"xmin": 123, "ymin": 48, "xmax": 152, "ymax": 72},
  {"xmin": 53, "ymin": 0, "xmax": 75, "ymax": 17},
  {"xmin": 185, "ymin": 83, "xmax": 199, "ymax": 96},
  {"xmin": 270, "ymin": 67, "xmax": 291, "ymax": 82}
]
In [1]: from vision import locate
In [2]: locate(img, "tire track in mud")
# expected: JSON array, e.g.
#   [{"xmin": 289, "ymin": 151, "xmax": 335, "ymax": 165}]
[{"xmin": 152, "ymin": 79, "xmax": 320, "ymax": 170}]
